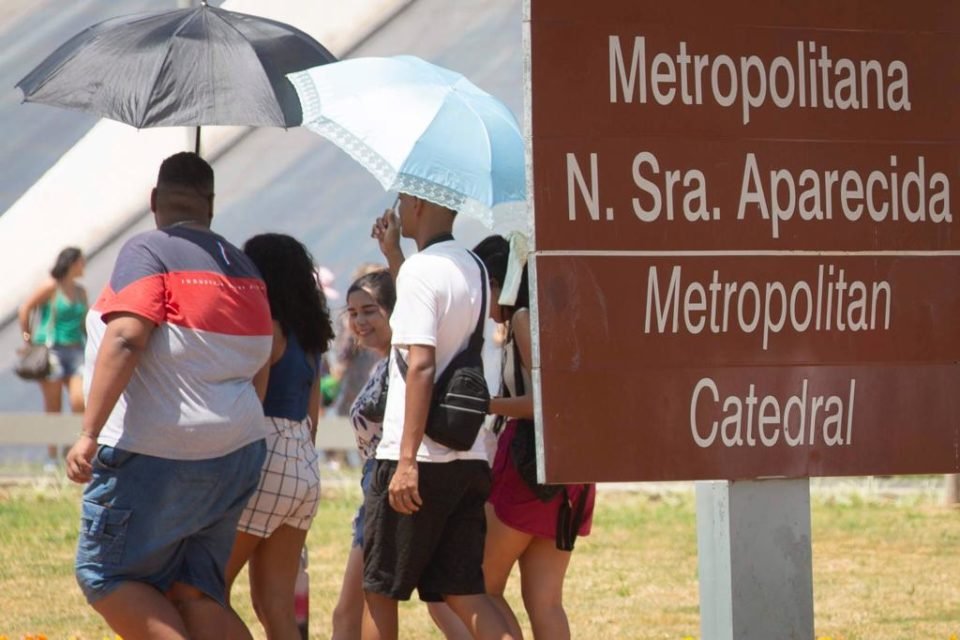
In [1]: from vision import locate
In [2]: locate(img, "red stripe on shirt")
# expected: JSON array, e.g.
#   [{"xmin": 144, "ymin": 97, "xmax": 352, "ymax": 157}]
[
  {"xmin": 94, "ymin": 272, "xmax": 272, "ymax": 336},
  {"xmin": 164, "ymin": 272, "xmax": 272, "ymax": 336},
  {"xmin": 94, "ymin": 275, "xmax": 166, "ymax": 325}
]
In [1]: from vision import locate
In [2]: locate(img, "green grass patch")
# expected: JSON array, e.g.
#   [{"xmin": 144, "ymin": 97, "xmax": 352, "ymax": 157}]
[{"xmin": 0, "ymin": 479, "xmax": 957, "ymax": 639}]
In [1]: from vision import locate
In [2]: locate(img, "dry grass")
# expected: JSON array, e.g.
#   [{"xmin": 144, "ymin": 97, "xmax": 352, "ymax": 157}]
[{"xmin": 0, "ymin": 476, "xmax": 957, "ymax": 639}]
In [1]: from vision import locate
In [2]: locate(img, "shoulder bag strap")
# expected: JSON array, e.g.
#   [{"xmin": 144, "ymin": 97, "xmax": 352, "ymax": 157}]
[{"xmin": 512, "ymin": 331, "xmax": 525, "ymax": 397}]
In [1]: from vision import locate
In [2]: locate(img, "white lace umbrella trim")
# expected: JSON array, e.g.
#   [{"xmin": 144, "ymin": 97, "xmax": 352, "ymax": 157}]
[{"xmin": 292, "ymin": 63, "xmax": 527, "ymax": 230}]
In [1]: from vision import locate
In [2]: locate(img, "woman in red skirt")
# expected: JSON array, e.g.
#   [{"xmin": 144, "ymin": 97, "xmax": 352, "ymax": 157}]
[{"xmin": 473, "ymin": 234, "xmax": 596, "ymax": 640}]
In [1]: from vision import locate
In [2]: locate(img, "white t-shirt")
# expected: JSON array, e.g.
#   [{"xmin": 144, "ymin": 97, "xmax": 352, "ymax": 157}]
[{"xmin": 376, "ymin": 239, "xmax": 497, "ymax": 463}]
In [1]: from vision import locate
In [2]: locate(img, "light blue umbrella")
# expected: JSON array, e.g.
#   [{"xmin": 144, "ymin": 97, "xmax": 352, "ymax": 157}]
[{"xmin": 288, "ymin": 55, "xmax": 527, "ymax": 231}]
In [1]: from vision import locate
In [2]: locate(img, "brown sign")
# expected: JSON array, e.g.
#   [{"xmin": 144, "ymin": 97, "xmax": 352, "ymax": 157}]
[{"xmin": 526, "ymin": 0, "xmax": 960, "ymax": 481}]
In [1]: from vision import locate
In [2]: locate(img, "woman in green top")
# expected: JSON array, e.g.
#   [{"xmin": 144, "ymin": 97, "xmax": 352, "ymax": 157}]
[{"xmin": 18, "ymin": 247, "xmax": 89, "ymax": 430}]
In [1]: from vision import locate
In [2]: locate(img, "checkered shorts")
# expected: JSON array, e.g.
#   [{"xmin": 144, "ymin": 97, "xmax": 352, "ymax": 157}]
[{"xmin": 237, "ymin": 416, "xmax": 321, "ymax": 537}]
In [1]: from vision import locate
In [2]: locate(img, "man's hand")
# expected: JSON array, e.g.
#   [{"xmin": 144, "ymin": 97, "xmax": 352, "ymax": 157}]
[
  {"xmin": 371, "ymin": 208, "xmax": 405, "ymax": 280},
  {"xmin": 372, "ymin": 209, "xmax": 401, "ymax": 256},
  {"xmin": 388, "ymin": 458, "xmax": 422, "ymax": 515},
  {"xmin": 65, "ymin": 435, "xmax": 98, "ymax": 484}
]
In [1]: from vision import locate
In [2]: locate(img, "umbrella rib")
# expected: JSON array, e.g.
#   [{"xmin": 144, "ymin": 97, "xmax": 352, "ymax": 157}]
[
  {"xmin": 450, "ymin": 88, "xmax": 494, "ymax": 178},
  {"xmin": 17, "ymin": 23, "xmax": 102, "ymax": 98},
  {"xmin": 206, "ymin": 9, "xmax": 288, "ymax": 123},
  {"xmin": 206, "ymin": 7, "xmax": 248, "ymax": 40},
  {"xmin": 137, "ymin": 10, "xmax": 199, "ymax": 129}
]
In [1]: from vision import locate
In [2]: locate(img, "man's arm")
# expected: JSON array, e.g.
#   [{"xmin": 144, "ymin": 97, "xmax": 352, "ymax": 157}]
[
  {"xmin": 389, "ymin": 344, "xmax": 436, "ymax": 515},
  {"xmin": 489, "ymin": 310, "xmax": 535, "ymax": 419},
  {"xmin": 18, "ymin": 280, "xmax": 56, "ymax": 342},
  {"xmin": 65, "ymin": 313, "xmax": 154, "ymax": 483},
  {"xmin": 253, "ymin": 321, "xmax": 286, "ymax": 402},
  {"xmin": 307, "ymin": 376, "xmax": 321, "ymax": 444}
]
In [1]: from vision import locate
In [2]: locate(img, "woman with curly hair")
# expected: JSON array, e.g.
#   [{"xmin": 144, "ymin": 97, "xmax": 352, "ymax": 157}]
[{"xmin": 224, "ymin": 233, "xmax": 334, "ymax": 639}]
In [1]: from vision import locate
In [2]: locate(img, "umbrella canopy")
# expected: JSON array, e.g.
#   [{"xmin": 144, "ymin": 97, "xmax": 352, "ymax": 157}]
[
  {"xmin": 288, "ymin": 55, "xmax": 526, "ymax": 230},
  {"xmin": 16, "ymin": 3, "xmax": 336, "ymax": 130}
]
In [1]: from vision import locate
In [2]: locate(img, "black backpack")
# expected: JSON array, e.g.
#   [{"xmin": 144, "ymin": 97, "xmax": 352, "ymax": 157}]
[
  {"xmin": 504, "ymin": 321, "xmax": 592, "ymax": 551},
  {"xmin": 396, "ymin": 251, "xmax": 490, "ymax": 451}
]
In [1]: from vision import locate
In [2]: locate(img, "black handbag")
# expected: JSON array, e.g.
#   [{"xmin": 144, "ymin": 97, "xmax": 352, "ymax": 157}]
[
  {"xmin": 354, "ymin": 359, "xmax": 390, "ymax": 423},
  {"xmin": 556, "ymin": 485, "xmax": 591, "ymax": 551},
  {"xmin": 509, "ymin": 418, "xmax": 563, "ymax": 501},
  {"xmin": 504, "ymin": 318, "xmax": 593, "ymax": 550},
  {"xmin": 506, "ymin": 337, "xmax": 563, "ymax": 501},
  {"xmin": 512, "ymin": 422, "xmax": 592, "ymax": 550},
  {"xmin": 15, "ymin": 344, "xmax": 51, "ymax": 380},
  {"xmin": 396, "ymin": 251, "xmax": 490, "ymax": 451}
]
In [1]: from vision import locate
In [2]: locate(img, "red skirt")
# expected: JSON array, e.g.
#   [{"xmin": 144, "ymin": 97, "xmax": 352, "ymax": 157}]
[{"xmin": 487, "ymin": 419, "xmax": 595, "ymax": 541}]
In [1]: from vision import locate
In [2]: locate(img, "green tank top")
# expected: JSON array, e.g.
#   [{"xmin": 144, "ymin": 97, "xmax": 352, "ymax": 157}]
[{"xmin": 32, "ymin": 288, "xmax": 87, "ymax": 346}]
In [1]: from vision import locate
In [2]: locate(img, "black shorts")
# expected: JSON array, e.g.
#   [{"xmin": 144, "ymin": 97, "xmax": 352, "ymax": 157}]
[{"xmin": 362, "ymin": 458, "xmax": 491, "ymax": 602}]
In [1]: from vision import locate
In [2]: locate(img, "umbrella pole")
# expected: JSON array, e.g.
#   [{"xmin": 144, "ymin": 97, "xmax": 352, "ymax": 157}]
[{"xmin": 184, "ymin": 0, "xmax": 200, "ymax": 154}]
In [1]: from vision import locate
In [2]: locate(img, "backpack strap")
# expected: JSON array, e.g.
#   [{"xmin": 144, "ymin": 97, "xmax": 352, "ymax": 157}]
[
  {"xmin": 512, "ymin": 329, "xmax": 524, "ymax": 397},
  {"xmin": 395, "ymin": 250, "xmax": 488, "ymax": 380}
]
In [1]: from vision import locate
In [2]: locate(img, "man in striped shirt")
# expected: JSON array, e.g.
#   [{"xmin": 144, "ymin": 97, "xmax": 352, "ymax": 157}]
[{"xmin": 66, "ymin": 152, "xmax": 272, "ymax": 640}]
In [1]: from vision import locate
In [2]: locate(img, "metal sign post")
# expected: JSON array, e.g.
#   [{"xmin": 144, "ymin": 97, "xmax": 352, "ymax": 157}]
[
  {"xmin": 524, "ymin": 0, "xmax": 959, "ymax": 636},
  {"xmin": 697, "ymin": 479, "xmax": 814, "ymax": 639}
]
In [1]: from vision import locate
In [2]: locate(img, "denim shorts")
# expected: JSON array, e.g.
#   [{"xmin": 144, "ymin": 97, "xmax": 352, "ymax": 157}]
[
  {"xmin": 47, "ymin": 344, "xmax": 84, "ymax": 380},
  {"xmin": 351, "ymin": 457, "xmax": 376, "ymax": 548},
  {"xmin": 75, "ymin": 439, "xmax": 266, "ymax": 605}
]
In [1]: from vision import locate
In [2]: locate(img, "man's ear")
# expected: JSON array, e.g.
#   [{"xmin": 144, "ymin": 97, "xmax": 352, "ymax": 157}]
[
  {"xmin": 207, "ymin": 195, "xmax": 215, "ymax": 222},
  {"xmin": 150, "ymin": 187, "xmax": 158, "ymax": 213}
]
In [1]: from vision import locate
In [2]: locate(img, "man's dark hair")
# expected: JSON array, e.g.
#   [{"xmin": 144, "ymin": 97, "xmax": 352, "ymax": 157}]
[{"xmin": 157, "ymin": 152, "xmax": 214, "ymax": 194}]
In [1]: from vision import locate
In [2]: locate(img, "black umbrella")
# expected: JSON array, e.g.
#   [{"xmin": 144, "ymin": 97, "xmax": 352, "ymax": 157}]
[{"xmin": 16, "ymin": 1, "xmax": 337, "ymax": 153}]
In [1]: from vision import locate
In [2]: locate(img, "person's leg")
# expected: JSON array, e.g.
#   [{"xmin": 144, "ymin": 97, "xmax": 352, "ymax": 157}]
[
  {"xmin": 223, "ymin": 530, "xmax": 263, "ymax": 607},
  {"xmin": 482, "ymin": 503, "xmax": 530, "ymax": 639},
  {"xmin": 39, "ymin": 378, "xmax": 62, "ymax": 413},
  {"xmin": 335, "ymin": 463, "xmax": 374, "ymax": 640},
  {"xmin": 40, "ymin": 379, "xmax": 62, "ymax": 460},
  {"xmin": 361, "ymin": 460, "xmax": 442, "ymax": 640},
  {"xmin": 332, "ymin": 545, "xmax": 365, "ymax": 640},
  {"xmin": 170, "ymin": 442, "xmax": 267, "ymax": 640},
  {"xmin": 444, "ymin": 593, "xmax": 516, "ymax": 640},
  {"xmin": 427, "ymin": 601, "xmax": 473, "ymax": 640},
  {"xmin": 168, "ymin": 582, "xmax": 253, "ymax": 640},
  {"xmin": 67, "ymin": 373, "xmax": 85, "ymax": 412},
  {"xmin": 362, "ymin": 591, "xmax": 398, "ymax": 640},
  {"xmin": 91, "ymin": 581, "xmax": 189, "ymax": 639},
  {"xmin": 424, "ymin": 462, "xmax": 517, "ymax": 640},
  {"xmin": 517, "ymin": 538, "xmax": 572, "ymax": 640},
  {"xmin": 247, "ymin": 524, "xmax": 309, "ymax": 640}
]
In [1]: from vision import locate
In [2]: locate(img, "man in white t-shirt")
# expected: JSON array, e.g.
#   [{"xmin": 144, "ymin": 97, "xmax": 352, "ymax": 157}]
[{"xmin": 363, "ymin": 193, "xmax": 515, "ymax": 640}]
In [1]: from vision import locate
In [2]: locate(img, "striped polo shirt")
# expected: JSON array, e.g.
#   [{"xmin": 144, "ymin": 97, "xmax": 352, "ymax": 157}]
[{"xmin": 84, "ymin": 225, "xmax": 273, "ymax": 460}]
